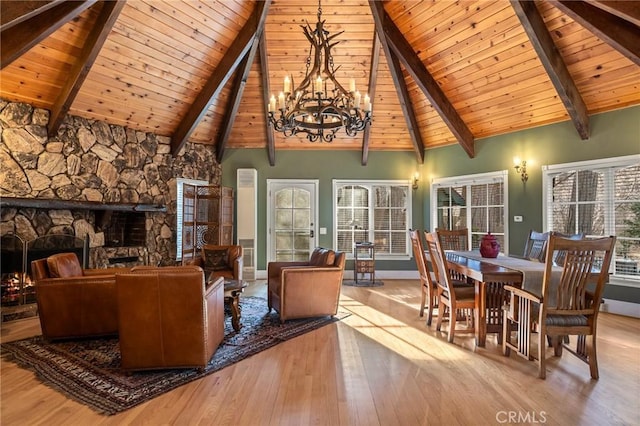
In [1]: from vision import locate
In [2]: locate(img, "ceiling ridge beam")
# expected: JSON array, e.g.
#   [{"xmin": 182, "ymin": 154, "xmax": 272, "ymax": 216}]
[
  {"xmin": 369, "ymin": 1, "xmax": 426, "ymax": 164},
  {"xmin": 171, "ymin": 0, "xmax": 272, "ymax": 156},
  {"xmin": 48, "ymin": 0, "xmax": 126, "ymax": 137},
  {"xmin": 259, "ymin": 31, "xmax": 276, "ymax": 166},
  {"xmin": 361, "ymin": 31, "xmax": 381, "ymax": 166},
  {"xmin": 1, "ymin": 0, "xmax": 97, "ymax": 69},
  {"xmin": 550, "ymin": 0, "xmax": 640, "ymax": 66},
  {"xmin": 372, "ymin": 1, "xmax": 475, "ymax": 159},
  {"xmin": 511, "ymin": 1, "xmax": 590, "ymax": 140}
]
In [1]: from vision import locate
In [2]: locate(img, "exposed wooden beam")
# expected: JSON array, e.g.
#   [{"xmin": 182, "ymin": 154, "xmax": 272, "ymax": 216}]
[
  {"xmin": 259, "ymin": 31, "xmax": 276, "ymax": 166},
  {"xmin": 511, "ymin": 1, "xmax": 590, "ymax": 140},
  {"xmin": 171, "ymin": 0, "xmax": 272, "ymax": 156},
  {"xmin": 0, "ymin": 0, "xmax": 65, "ymax": 30},
  {"xmin": 550, "ymin": 0, "xmax": 640, "ymax": 66},
  {"xmin": 48, "ymin": 0, "xmax": 125, "ymax": 137},
  {"xmin": 373, "ymin": 1, "xmax": 475, "ymax": 159},
  {"xmin": 1, "ymin": 0, "xmax": 97, "ymax": 69},
  {"xmin": 215, "ymin": 38, "xmax": 260, "ymax": 164},
  {"xmin": 388, "ymin": 52, "xmax": 425, "ymax": 165},
  {"xmin": 361, "ymin": 32, "xmax": 381, "ymax": 166},
  {"xmin": 368, "ymin": 1, "xmax": 425, "ymax": 164},
  {"xmin": 591, "ymin": 1, "xmax": 640, "ymax": 28}
]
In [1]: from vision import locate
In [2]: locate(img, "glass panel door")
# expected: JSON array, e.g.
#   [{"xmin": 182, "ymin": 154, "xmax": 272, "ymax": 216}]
[{"xmin": 267, "ymin": 180, "xmax": 318, "ymax": 262}]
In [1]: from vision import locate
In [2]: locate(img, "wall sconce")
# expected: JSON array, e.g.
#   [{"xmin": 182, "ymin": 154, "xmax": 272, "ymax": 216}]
[
  {"xmin": 412, "ymin": 172, "xmax": 420, "ymax": 190},
  {"xmin": 513, "ymin": 157, "xmax": 528, "ymax": 182}
]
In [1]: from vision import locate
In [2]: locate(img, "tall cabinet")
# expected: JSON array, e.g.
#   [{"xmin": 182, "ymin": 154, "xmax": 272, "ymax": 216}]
[{"xmin": 182, "ymin": 185, "xmax": 234, "ymax": 262}]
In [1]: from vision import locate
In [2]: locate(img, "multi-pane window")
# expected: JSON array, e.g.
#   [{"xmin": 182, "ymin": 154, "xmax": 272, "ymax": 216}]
[
  {"xmin": 432, "ymin": 171, "xmax": 508, "ymax": 251},
  {"xmin": 334, "ymin": 181, "xmax": 411, "ymax": 258},
  {"xmin": 543, "ymin": 155, "xmax": 640, "ymax": 280}
]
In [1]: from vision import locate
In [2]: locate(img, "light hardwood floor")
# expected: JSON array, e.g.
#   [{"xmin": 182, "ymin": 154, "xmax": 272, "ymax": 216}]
[{"xmin": 1, "ymin": 280, "xmax": 639, "ymax": 426}]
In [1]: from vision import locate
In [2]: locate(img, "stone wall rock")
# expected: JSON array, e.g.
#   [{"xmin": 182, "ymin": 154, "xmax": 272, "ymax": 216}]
[{"xmin": 0, "ymin": 100, "xmax": 221, "ymax": 267}]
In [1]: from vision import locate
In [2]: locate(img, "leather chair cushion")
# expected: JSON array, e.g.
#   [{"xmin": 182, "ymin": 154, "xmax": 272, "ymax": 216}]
[
  {"xmin": 309, "ymin": 248, "xmax": 336, "ymax": 266},
  {"xmin": 46, "ymin": 253, "xmax": 83, "ymax": 278},
  {"xmin": 202, "ymin": 247, "xmax": 229, "ymax": 271}
]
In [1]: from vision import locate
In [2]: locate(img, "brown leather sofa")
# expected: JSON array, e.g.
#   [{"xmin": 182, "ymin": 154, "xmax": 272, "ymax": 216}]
[
  {"xmin": 186, "ymin": 244, "xmax": 243, "ymax": 281},
  {"xmin": 267, "ymin": 247, "xmax": 346, "ymax": 323},
  {"xmin": 31, "ymin": 253, "xmax": 130, "ymax": 341},
  {"xmin": 115, "ymin": 266, "xmax": 224, "ymax": 371}
]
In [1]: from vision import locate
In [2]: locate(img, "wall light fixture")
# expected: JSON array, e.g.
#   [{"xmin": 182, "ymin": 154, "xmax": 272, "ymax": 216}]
[{"xmin": 513, "ymin": 157, "xmax": 528, "ymax": 182}]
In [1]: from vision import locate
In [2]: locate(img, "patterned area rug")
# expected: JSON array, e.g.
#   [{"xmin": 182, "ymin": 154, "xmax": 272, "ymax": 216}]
[{"xmin": 1, "ymin": 296, "xmax": 347, "ymax": 416}]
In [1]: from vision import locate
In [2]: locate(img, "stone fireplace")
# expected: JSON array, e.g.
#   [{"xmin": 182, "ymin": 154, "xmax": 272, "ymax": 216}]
[{"xmin": 0, "ymin": 99, "xmax": 222, "ymax": 312}]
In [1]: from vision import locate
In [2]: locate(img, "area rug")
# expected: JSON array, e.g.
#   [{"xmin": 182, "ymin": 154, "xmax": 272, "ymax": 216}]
[
  {"xmin": 342, "ymin": 279, "xmax": 384, "ymax": 287},
  {"xmin": 1, "ymin": 296, "xmax": 347, "ymax": 416}
]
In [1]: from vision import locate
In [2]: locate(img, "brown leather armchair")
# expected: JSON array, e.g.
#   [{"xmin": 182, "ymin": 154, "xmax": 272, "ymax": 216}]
[
  {"xmin": 31, "ymin": 253, "xmax": 131, "ymax": 341},
  {"xmin": 267, "ymin": 248, "xmax": 345, "ymax": 323},
  {"xmin": 185, "ymin": 244, "xmax": 243, "ymax": 281},
  {"xmin": 115, "ymin": 266, "xmax": 224, "ymax": 371}
]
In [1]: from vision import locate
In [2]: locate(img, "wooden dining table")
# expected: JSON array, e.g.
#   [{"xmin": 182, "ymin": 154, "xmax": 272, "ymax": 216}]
[{"xmin": 441, "ymin": 251, "xmax": 561, "ymax": 347}]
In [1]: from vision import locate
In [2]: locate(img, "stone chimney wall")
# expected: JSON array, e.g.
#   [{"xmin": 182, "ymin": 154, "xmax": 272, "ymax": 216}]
[{"xmin": 0, "ymin": 100, "xmax": 221, "ymax": 266}]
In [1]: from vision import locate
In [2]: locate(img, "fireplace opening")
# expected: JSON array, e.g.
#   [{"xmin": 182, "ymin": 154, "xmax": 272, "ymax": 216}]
[{"xmin": 97, "ymin": 211, "xmax": 146, "ymax": 247}]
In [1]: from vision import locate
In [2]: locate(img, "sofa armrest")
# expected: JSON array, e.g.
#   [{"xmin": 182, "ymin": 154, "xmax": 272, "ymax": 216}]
[{"xmin": 268, "ymin": 261, "xmax": 310, "ymax": 281}]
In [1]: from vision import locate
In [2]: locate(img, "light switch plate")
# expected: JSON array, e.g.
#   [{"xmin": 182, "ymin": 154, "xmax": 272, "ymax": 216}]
[
  {"xmin": 514, "ymin": 215, "xmax": 523, "ymax": 222},
  {"xmin": 320, "ymin": 227, "xmax": 327, "ymax": 235}
]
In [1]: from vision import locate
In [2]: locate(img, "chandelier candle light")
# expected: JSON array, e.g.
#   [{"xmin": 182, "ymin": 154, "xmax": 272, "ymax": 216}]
[{"xmin": 267, "ymin": 1, "xmax": 372, "ymax": 143}]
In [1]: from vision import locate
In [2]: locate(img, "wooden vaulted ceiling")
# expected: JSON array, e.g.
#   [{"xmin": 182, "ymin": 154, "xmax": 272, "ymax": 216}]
[{"xmin": 1, "ymin": 0, "xmax": 639, "ymax": 166}]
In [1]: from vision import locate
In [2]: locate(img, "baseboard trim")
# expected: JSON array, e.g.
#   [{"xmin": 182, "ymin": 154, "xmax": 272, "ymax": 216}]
[{"xmin": 601, "ymin": 299, "xmax": 640, "ymax": 318}]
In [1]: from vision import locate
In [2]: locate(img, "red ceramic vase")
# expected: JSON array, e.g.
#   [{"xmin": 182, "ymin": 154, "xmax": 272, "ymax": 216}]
[{"xmin": 479, "ymin": 232, "xmax": 500, "ymax": 258}]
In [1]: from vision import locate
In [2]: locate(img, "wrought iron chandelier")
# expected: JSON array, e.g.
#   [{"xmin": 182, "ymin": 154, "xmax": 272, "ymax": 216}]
[{"xmin": 267, "ymin": 1, "xmax": 372, "ymax": 143}]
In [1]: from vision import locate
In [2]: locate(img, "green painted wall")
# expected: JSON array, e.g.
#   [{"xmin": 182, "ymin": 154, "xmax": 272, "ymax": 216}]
[{"xmin": 222, "ymin": 106, "xmax": 640, "ymax": 303}]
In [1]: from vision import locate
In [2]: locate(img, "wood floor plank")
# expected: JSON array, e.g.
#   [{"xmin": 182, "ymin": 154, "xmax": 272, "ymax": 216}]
[{"xmin": 1, "ymin": 279, "xmax": 639, "ymax": 425}]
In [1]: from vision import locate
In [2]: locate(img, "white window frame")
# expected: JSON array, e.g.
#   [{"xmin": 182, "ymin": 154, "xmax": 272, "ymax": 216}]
[
  {"xmin": 431, "ymin": 170, "xmax": 509, "ymax": 253},
  {"xmin": 542, "ymin": 154, "xmax": 640, "ymax": 287},
  {"xmin": 175, "ymin": 177, "xmax": 208, "ymax": 261},
  {"xmin": 333, "ymin": 179, "xmax": 413, "ymax": 260}
]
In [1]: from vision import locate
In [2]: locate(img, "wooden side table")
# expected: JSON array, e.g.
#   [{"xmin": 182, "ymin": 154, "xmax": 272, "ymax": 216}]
[
  {"xmin": 223, "ymin": 279, "xmax": 247, "ymax": 332},
  {"xmin": 354, "ymin": 242, "xmax": 375, "ymax": 283}
]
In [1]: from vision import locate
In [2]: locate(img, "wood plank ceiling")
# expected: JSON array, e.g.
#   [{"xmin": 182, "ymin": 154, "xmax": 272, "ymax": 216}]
[{"xmin": 1, "ymin": 0, "xmax": 639, "ymax": 166}]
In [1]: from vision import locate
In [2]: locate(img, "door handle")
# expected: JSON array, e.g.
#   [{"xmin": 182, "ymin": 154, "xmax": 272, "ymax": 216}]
[{"xmin": 310, "ymin": 230, "xmax": 314, "ymax": 238}]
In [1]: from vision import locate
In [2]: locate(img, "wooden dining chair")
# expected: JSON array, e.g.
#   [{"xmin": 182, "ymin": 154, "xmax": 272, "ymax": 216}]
[
  {"xmin": 523, "ymin": 230, "xmax": 549, "ymax": 262},
  {"xmin": 435, "ymin": 228, "xmax": 469, "ymax": 251},
  {"xmin": 409, "ymin": 229, "xmax": 437, "ymax": 325},
  {"xmin": 502, "ymin": 234, "xmax": 616, "ymax": 379},
  {"xmin": 424, "ymin": 231, "xmax": 476, "ymax": 343},
  {"xmin": 434, "ymin": 228, "xmax": 471, "ymax": 283},
  {"xmin": 550, "ymin": 231, "xmax": 585, "ymax": 266}
]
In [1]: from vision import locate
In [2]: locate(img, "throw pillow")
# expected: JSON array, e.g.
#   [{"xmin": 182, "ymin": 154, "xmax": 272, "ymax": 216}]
[{"xmin": 203, "ymin": 248, "xmax": 229, "ymax": 271}]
